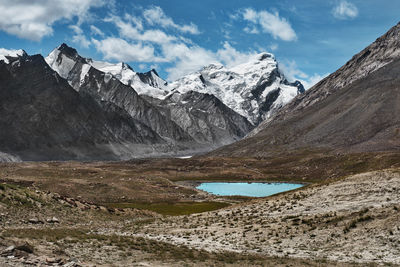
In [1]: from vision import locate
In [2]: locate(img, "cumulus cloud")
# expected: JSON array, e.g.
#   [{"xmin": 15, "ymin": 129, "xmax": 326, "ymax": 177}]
[
  {"xmin": 69, "ymin": 25, "xmax": 91, "ymax": 48},
  {"xmin": 279, "ymin": 60, "xmax": 328, "ymax": 89},
  {"xmin": 143, "ymin": 6, "xmax": 200, "ymax": 34},
  {"xmin": 0, "ymin": 0, "xmax": 104, "ymax": 41},
  {"xmin": 332, "ymin": 1, "xmax": 359, "ymax": 20},
  {"xmin": 242, "ymin": 8, "xmax": 297, "ymax": 41},
  {"xmin": 269, "ymin": 44, "xmax": 279, "ymax": 51},
  {"xmin": 164, "ymin": 42, "xmax": 258, "ymax": 80},
  {"xmin": 163, "ymin": 43, "xmax": 218, "ymax": 80},
  {"xmin": 244, "ymin": 26, "xmax": 259, "ymax": 34},
  {"xmin": 92, "ymin": 6, "xmax": 269, "ymax": 81},
  {"xmin": 124, "ymin": 14, "xmax": 144, "ymax": 31},
  {"xmin": 216, "ymin": 42, "xmax": 257, "ymax": 68},
  {"xmin": 90, "ymin": 25, "xmax": 105, "ymax": 37},
  {"xmin": 106, "ymin": 15, "xmax": 177, "ymax": 44},
  {"xmin": 300, "ymin": 73, "xmax": 329, "ymax": 89},
  {"xmin": 279, "ymin": 60, "xmax": 308, "ymax": 80},
  {"xmin": 92, "ymin": 37, "xmax": 164, "ymax": 62}
]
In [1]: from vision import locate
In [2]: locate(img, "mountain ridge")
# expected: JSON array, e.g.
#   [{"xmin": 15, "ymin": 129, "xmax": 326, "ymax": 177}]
[
  {"xmin": 210, "ymin": 22, "xmax": 400, "ymax": 157},
  {"xmin": 0, "ymin": 42, "xmax": 304, "ymax": 161}
]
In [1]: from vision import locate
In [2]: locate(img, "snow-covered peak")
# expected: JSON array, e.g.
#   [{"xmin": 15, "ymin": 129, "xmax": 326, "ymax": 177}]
[
  {"xmin": 90, "ymin": 60, "xmax": 169, "ymax": 99},
  {"xmin": 45, "ymin": 44, "xmax": 92, "ymax": 90},
  {"xmin": 44, "ymin": 43, "xmax": 303, "ymax": 126},
  {"xmin": 45, "ymin": 44, "xmax": 85, "ymax": 81},
  {"xmin": 45, "ymin": 43, "xmax": 170, "ymax": 98},
  {"xmin": 168, "ymin": 51, "xmax": 301, "ymax": 125},
  {"xmin": 0, "ymin": 48, "xmax": 26, "ymax": 64},
  {"xmin": 201, "ymin": 63, "xmax": 225, "ymax": 72}
]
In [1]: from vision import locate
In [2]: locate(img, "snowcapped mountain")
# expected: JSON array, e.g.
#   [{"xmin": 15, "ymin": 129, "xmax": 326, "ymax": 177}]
[
  {"xmin": 44, "ymin": 43, "xmax": 254, "ymax": 148},
  {"xmin": 45, "ymin": 44, "xmax": 193, "ymax": 143},
  {"xmin": 72, "ymin": 49, "xmax": 303, "ymax": 127},
  {"xmin": 0, "ymin": 43, "xmax": 305, "ymax": 161},
  {"xmin": 168, "ymin": 53, "xmax": 304, "ymax": 125}
]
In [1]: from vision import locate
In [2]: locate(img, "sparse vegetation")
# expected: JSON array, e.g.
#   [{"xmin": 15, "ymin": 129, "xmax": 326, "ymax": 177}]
[
  {"xmin": 104, "ymin": 201, "xmax": 230, "ymax": 216},
  {"xmin": 0, "ymin": 157, "xmax": 399, "ymax": 266}
]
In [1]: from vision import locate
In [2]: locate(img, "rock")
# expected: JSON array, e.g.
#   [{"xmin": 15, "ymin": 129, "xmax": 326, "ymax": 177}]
[
  {"xmin": 63, "ymin": 262, "xmax": 77, "ymax": 267},
  {"xmin": 46, "ymin": 257, "xmax": 62, "ymax": 263},
  {"xmin": 15, "ymin": 243, "xmax": 34, "ymax": 254},
  {"xmin": 28, "ymin": 218, "xmax": 43, "ymax": 224},
  {"xmin": 46, "ymin": 217, "xmax": 60, "ymax": 223},
  {"xmin": 1, "ymin": 245, "xmax": 15, "ymax": 255}
]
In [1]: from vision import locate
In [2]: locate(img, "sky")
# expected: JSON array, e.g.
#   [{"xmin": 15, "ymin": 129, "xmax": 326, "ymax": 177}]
[{"xmin": 0, "ymin": 0, "xmax": 400, "ymax": 88}]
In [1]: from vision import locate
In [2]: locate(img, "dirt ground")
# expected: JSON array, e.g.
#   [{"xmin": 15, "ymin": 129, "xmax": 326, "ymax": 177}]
[
  {"xmin": 0, "ymin": 152, "xmax": 399, "ymax": 266},
  {"xmin": 137, "ymin": 170, "xmax": 400, "ymax": 265}
]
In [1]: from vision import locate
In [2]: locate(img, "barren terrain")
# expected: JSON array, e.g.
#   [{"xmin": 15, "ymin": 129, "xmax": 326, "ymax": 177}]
[
  {"xmin": 0, "ymin": 152, "xmax": 399, "ymax": 266},
  {"xmin": 138, "ymin": 170, "xmax": 400, "ymax": 265}
]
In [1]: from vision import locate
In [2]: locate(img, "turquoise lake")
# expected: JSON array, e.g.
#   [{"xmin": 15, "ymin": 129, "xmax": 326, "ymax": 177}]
[{"xmin": 196, "ymin": 182, "xmax": 304, "ymax": 197}]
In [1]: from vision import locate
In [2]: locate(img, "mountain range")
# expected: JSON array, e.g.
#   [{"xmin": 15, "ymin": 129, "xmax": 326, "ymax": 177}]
[
  {"xmin": 211, "ymin": 22, "xmax": 400, "ymax": 157},
  {"xmin": 0, "ymin": 44, "xmax": 302, "ymax": 161}
]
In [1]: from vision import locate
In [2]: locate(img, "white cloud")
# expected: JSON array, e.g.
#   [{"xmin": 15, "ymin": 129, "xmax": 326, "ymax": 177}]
[
  {"xmin": 143, "ymin": 6, "xmax": 200, "ymax": 34},
  {"xmin": 124, "ymin": 13, "xmax": 143, "ymax": 31},
  {"xmin": 216, "ymin": 42, "xmax": 257, "ymax": 68},
  {"xmin": 244, "ymin": 26, "xmax": 259, "ymax": 34},
  {"xmin": 299, "ymin": 73, "xmax": 329, "ymax": 89},
  {"xmin": 279, "ymin": 60, "xmax": 308, "ymax": 80},
  {"xmin": 164, "ymin": 41, "xmax": 259, "ymax": 81},
  {"xmin": 0, "ymin": 0, "xmax": 104, "ymax": 41},
  {"xmin": 243, "ymin": 8, "xmax": 258, "ymax": 23},
  {"xmin": 106, "ymin": 16, "xmax": 176, "ymax": 44},
  {"xmin": 92, "ymin": 8, "xmax": 262, "ymax": 81},
  {"xmin": 332, "ymin": 1, "xmax": 358, "ymax": 20},
  {"xmin": 162, "ymin": 43, "xmax": 218, "ymax": 80},
  {"xmin": 92, "ymin": 37, "xmax": 164, "ymax": 62},
  {"xmin": 279, "ymin": 60, "xmax": 328, "ymax": 89},
  {"xmin": 242, "ymin": 8, "xmax": 297, "ymax": 41},
  {"xmin": 269, "ymin": 44, "xmax": 279, "ymax": 51},
  {"xmin": 69, "ymin": 25, "xmax": 91, "ymax": 48},
  {"xmin": 90, "ymin": 25, "xmax": 105, "ymax": 37}
]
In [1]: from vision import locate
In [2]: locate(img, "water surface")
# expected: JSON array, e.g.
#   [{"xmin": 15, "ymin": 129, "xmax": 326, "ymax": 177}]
[{"xmin": 196, "ymin": 182, "xmax": 303, "ymax": 197}]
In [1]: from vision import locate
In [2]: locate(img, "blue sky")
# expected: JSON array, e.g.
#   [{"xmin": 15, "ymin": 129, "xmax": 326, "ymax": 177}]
[{"xmin": 1, "ymin": 0, "xmax": 400, "ymax": 87}]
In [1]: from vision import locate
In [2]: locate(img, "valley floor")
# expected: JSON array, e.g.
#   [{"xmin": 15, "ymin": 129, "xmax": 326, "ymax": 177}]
[
  {"xmin": 136, "ymin": 170, "xmax": 400, "ymax": 265},
  {"xmin": 0, "ymin": 153, "xmax": 399, "ymax": 266}
]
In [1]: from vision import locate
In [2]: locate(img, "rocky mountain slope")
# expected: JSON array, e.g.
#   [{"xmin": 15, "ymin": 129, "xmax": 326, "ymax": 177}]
[
  {"xmin": 45, "ymin": 44, "xmax": 193, "ymax": 144},
  {"xmin": 89, "ymin": 51, "xmax": 304, "ymax": 126},
  {"xmin": 0, "ymin": 50, "xmax": 164, "ymax": 161},
  {"xmin": 144, "ymin": 91, "xmax": 253, "ymax": 145},
  {"xmin": 45, "ymin": 44, "xmax": 299, "ymax": 147},
  {"xmin": 0, "ymin": 43, "xmax": 303, "ymax": 161},
  {"xmin": 210, "ymin": 22, "xmax": 400, "ymax": 157}
]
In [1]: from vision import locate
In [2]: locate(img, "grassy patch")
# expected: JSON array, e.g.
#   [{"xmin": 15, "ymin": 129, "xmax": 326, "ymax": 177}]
[{"xmin": 104, "ymin": 201, "xmax": 230, "ymax": 216}]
